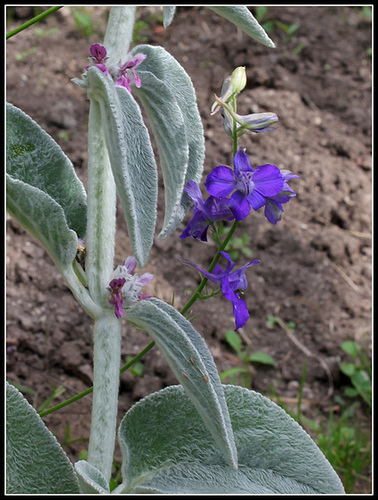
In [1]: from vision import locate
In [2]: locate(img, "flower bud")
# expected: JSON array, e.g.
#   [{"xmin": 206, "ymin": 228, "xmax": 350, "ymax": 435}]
[
  {"xmin": 211, "ymin": 66, "xmax": 246, "ymax": 115},
  {"xmin": 217, "ymin": 95, "xmax": 278, "ymax": 136},
  {"xmin": 235, "ymin": 111, "xmax": 279, "ymax": 135},
  {"xmin": 229, "ymin": 66, "xmax": 247, "ymax": 96}
]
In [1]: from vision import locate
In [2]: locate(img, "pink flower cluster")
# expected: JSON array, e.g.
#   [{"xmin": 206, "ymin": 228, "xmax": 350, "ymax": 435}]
[{"xmin": 85, "ymin": 44, "xmax": 146, "ymax": 93}]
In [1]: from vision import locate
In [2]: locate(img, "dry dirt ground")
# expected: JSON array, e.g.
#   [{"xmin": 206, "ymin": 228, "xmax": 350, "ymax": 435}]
[{"xmin": 6, "ymin": 5, "xmax": 372, "ymax": 492}]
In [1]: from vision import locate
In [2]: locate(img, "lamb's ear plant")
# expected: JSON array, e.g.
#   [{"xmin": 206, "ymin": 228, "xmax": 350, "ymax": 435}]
[{"xmin": 6, "ymin": 6, "xmax": 345, "ymax": 494}]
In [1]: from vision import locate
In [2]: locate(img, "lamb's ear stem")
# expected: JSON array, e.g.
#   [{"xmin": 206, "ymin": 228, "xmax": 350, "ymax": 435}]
[
  {"xmin": 103, "ymin": 6, "xmax": 136, "ymax": 65},
  {"xmin": 85, "ymin": 100, "xmax": 120, "ymax": 485},
  {"xmin": 87, "ymin": 314, "xmax": 122, "ymax": 483},
  {"xmin": 85, "ymin": 6, "xmax": 138, "ymax": 482}
]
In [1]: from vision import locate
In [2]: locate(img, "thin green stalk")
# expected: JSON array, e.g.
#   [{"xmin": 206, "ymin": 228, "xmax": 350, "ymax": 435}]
[
  {"xmin": 39, "ymin": 387, "xmax": 94, "ymax": 418},
  {"xmin": 39, "ymin": 340, "xmax": 156, "ymax": 418},
  {"xmin": 6, "ymin": 6, "xmax": 63, "ymax": 39},
  {"xmin": 180, "ymin": 219, "xmax": 239, "ymax": 316}
]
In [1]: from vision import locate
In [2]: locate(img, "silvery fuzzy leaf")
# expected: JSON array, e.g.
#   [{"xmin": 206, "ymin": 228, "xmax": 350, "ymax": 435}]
[{"xmin": 209, "ymin": 6, "xmax": 275, "ymax": 48}]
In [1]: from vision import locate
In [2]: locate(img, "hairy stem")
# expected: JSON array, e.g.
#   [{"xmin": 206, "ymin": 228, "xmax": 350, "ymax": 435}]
[
  {"xmin": 87, "ymin": 315, "xmax": 122, "ymax": 482},
  {"xmin": 103, "ymin": 6, "xmax": 137, "ymax": 65}
]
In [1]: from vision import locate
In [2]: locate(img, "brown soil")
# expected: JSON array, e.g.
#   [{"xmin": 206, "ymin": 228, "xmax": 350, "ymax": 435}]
[{"xmin": 6, "ymin": 6, "xmax": 372, "ymax": 493}]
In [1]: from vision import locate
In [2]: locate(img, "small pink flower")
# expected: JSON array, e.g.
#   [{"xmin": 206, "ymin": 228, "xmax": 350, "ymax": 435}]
[
  {"xmin": 90, "ymin": 44, "xmax": 107, "ymax": 63},
  {"xmin": 108, "ymin": 278, "xmax": 126, "ymax": 319},
  {"xmin": 85, "ymin": 44, "xmax": 109, "ymax": 75},
  {"xmin": 107, "ymin": 256, "xmax": 154, "ymax": 318},
  {"xmin": 115, "ymin": 53, "xmax": 147, "ymax": 92}
]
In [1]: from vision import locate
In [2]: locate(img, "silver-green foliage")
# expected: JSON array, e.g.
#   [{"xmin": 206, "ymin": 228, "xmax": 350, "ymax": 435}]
[
  {"xmin": 126, "ymin": 298, "xmax": 238, "ymax": 470},
  {"xmin": 6, "ymin": 103, "xmax": 87, "ymax": 268},
  {"xmin": 85, "ymin": 67, "xmax": 158, "ymax": 267},
  {"xmin": 209, "ymin": 6, "xmax": 276, "ymax": 48},
  {"xmin": 131, "ymin": 44, "xmax": 205, "ymax": 238},
  {"xmin": 114, "ymin": 385, "xmax": 345, "ymax": 494},
  {"xmin": 6, "ymin": 382, "xmax": 80, "ymax": 494}
]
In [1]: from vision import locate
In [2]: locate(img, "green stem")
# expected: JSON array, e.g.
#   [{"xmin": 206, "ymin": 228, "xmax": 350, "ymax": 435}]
[
  {"xmin": 39, "ymin": 387, "xmax": 94, "ymax": 418},
  {"xmin": 6, "ymin": 6, "xmax": 63, "ymax": 39},
  {"xmin": 180, "ymin": 219, "xmax": 239, "ymax": 316}
]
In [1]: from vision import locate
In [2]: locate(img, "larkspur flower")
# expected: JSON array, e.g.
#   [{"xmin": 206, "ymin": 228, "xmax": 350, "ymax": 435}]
[
  {"xmin": 180, "ymin": 181, "xmax": 235, "ymax": 241},
  {"xmin": 205, "ymin": 147, "xmax": 298, "ymax": 223},
  {"xmin": 107, "ymin": 256, "xmax": 154, "ymax": 319},
  {"xmin": 85, "ymin": 44, "xmax": 109, "ymax": 74},
  {"xmin": 183, "ymin": 251, "xmax": 259, "ymax": 330},
  {"xmin": 114, "ymin": 53, "xmax": 147, "ymax": 92}
]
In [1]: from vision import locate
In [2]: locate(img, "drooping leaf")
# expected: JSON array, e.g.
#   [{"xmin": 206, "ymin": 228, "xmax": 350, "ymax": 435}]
[
  {"xmin": 6, "ymin": 102, "xmax": 87, "ymax": 238},
  {"xmin": 6, "ymin": 175, "xmax": 78, "ymax": 268},
  {"xmin": 117, "ymin": 385, "xmax": 345, "ymax": 494},
  {"xmin": 128, "ymin": 70, "xmax": 189, "ymax": 237},
  {"xmin": 126, "ymin": 298, "xmax": 237, "ymax": 470},
  {"xmin": 163, "ymin": 6, "xmax": 176, "ymax": 27},
  {"xmin": 6, "ymin": 382, "xmax": 80, "ymax": 494},
  {"xmin": 131, "ymin": 44, "xmax": 205, "ymax": 237},
  {"xmin": 74, "ymin": 460, "xmax": 110, "ymax": 494},
  {"xmin": 85, "ymin": 67, "xmax": 158, "ymax": 267},
  {"xmin": 208, "ymin": 6, "xmax": 276, "ymax": 48}
]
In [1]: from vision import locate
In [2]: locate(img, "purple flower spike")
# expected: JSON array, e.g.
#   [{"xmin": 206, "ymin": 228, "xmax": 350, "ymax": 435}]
[
  {"xmin": 183, "ymin": 251, "xmax": 260, "ymax": 330},
  {"xmin": 180, "ymin": 181, "xmax": 235, "ymax": 241},
  {"xmin": 107, "ymin": 256, "xmax": 154, "ymax": 318},
  {"xmin": 205, "ymin": 147, "xmax": 298, "ymax": 223}
]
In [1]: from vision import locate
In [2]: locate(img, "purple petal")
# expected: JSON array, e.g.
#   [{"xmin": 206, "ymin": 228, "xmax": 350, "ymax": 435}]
[
  {"xmin": 233, "ymin": 147, "xmax": 254, "ymax": 177},
  {"xmin": 205, "ymin": 196, "xmax": 234, "ymax": 221},
  {"xmin": 90, "ymin": 44, "xmax": 107, "ymax": 61},
  {"xmin": 252, "ymin": 164, "xmax": 284, "ymax": 197},
  {"xmin": 228, "ymin": 260, "xmax": 260, "ymax": 292},
  {"xmin": 230, "ymin": 191, "xmax": 251, "ymax": 220},
  {"xmin": 181, "ymin": 259, "xmax": 227, "ymax": 285},
  {"xmin": 124, "ymin": 256, "xmax": 137, "ymax": 274},
  {"xmin": 139, "ymin": 272, "xmax": 154, "ymax": 286},
  {"xmin": 180, "ymin": 212, "xmax": 210, "ymax": 241},
  {"xmin": 185, "ymin": 181, "xmax": 205, "ymax": 209},
  {"xmin": 132, "ymin": 70, "xmax": 142, "ymax": 88},
  {"xmin": 232, "ymin": 296, "xmax": 250, "ymax": 330},
  {"xmin": 205, "ymin": 166, "xmax": 236, "ymax": 198},
  {"xmin": 219, "ymin": 251, "xmax": 236, "ymax": 272},
  {"xmin": 116, "ymin": 74, "xmax": 132, "ymax": 91},
  {"xmin": 95, "ymin": 63, "xmax": 108, "ymax": 74},
  {"xmin": 246, "ymin": 189, "xmax": 267, "ymax": 211},
  {"xmin": 125, "ymin": 53, "xmax": 147, "ymax": 69},
  {"xmin": 264, "ymin": 199, "xmax": 283, "ymax": 224}
]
